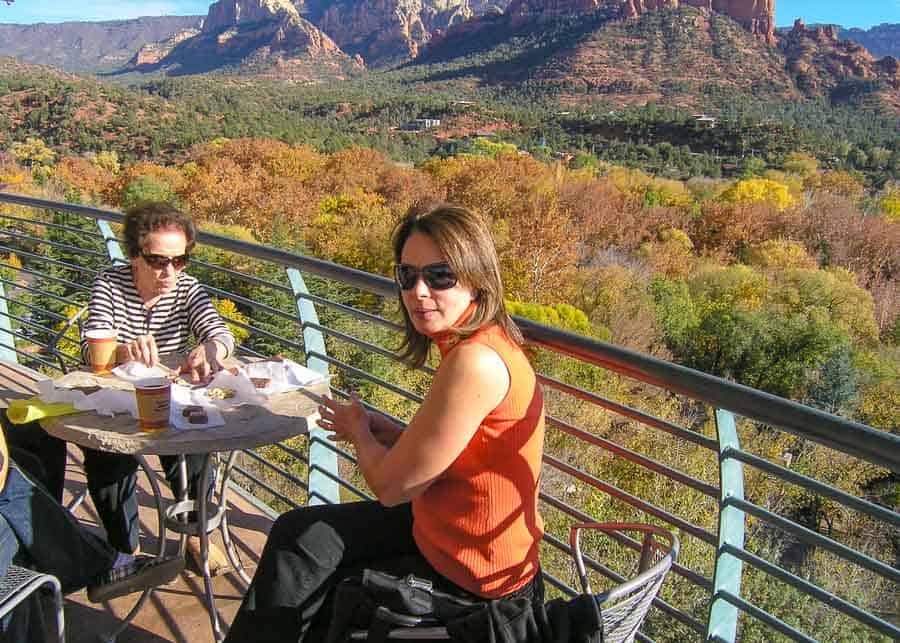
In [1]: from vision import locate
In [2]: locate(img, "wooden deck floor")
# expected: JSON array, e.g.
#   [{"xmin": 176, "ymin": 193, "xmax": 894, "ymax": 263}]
[
  {"xmin": 60, "ymin": 445, "xmax": 274, "ymax": 643},
  {"xmin": 0, "ymin": 358, "xmax": 276, "ymax": 642}
]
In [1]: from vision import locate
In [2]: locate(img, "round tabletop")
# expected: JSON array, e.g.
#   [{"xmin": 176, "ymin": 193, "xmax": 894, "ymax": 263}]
[{"xmin": 40, "ymin": 379, "xmax": 328, "ymax": 457}]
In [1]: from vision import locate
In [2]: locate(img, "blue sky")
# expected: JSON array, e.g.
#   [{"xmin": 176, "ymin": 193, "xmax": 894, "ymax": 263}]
[{"xmin": 0, "ymin": 0, "xmax": 898, "ymax": 29}]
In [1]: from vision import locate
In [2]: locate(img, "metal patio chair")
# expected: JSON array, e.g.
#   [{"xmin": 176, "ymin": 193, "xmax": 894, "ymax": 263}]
[
  {"xmin": 0, "ymin": 564, "xmax": 65, "ymax": 643},
  {"xmin": 350, "ymin": 522, "xmax": 679, "ymax": 642}
]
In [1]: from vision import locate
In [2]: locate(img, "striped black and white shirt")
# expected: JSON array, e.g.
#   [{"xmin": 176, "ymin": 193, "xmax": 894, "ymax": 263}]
[{"xmin": 80, "ymin": 265, "xmax": 235, "ymax": 364}]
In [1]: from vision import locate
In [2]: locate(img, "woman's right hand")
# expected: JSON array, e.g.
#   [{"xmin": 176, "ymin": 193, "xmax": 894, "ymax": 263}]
[
  {"xmin": 117, "ymin": 334, "xmax": 159, "ymax": 367},
  {"xmin": 317, "ymin": 393, "xmax": 372, "ymax": 444}
]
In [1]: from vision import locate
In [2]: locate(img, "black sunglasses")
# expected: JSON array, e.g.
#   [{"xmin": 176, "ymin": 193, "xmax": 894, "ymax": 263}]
[
  {"xmin": 141, "ymin": 252, "xmax": 190, "ymax": 270},
  {"xmin": 394, "ymin": 262, "xmax": 458, "ymax": 291}
]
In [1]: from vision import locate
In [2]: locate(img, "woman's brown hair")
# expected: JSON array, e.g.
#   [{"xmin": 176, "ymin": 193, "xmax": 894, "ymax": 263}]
[
  {"xmin": 393, "ymin": 204, "xmax": 522, "ymax": 367},
  {"xmin": 122, "ymin": 201, "xmax": 197, "ymax": 258}
]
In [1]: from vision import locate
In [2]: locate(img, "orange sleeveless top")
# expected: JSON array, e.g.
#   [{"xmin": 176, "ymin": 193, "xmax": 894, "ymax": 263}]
[{"xmin": 412, "ymin": 323, "xmax": 545, "ymax": 598}]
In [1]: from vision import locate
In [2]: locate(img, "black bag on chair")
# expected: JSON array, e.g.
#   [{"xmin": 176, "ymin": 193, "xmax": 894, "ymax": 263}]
[
  {"xmin": 322, "ymin": 569, "xmax": 599, "ymax": 643},
  {"xmin": 323, "ymin": 568, "xmax": 477, "ymax": 643}
]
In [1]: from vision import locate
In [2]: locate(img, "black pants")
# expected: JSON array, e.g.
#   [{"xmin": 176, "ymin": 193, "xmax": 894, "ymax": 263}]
[
  {"xmin": 225, "ymin": 500, "xmax": 545, "ymax": 643},
  {"xmin": 2, "ymin": 414, "xmax": 207, "ymax": 554}
]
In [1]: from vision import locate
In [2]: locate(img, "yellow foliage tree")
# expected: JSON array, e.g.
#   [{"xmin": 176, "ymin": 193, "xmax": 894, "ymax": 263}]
[
  {"xmin": 782, "ymin": 152, "xmax": 818, "ymax": 177},
  {"xmin": 211, "ymin": 298, "xmax": 251, "ymax": 345},
  {"xmin": 53, "ymin": 157, "xmax": 115, "ymax": 204},
  {"xmin": 10, "ymin": 137, "xmax": 55, "ymax": 168},
  {"xmin": 307, "ymin": 191, "xmax": 395, "ymax": 275},
  {"xmin": 807, "ymin": 170, "xmax": 865, "ymax": 201},
  {"xmin": 689, "ymin": 263, "xmax": 767, "ymax": 311},
  {"xmin": 92, "ymin": 151, "xmax": 120, "ymax": 175},
  {"xmin": 771, "ymin": 267, "xmax": 879, "ymax": 343},
  {"xmin": 879, "ymin": 186, "xmax": 900, "ymax": 223},
  {"xmin": 747, "ymin": 240, "xmax": 817, "ymax": 270},
  {"xmin": 719, "ymin": 178, "xmax": 796, "ymax": 212},
  {"xmin": 638, "ymin": 228, "xmax": 695, "ymax": 278}
]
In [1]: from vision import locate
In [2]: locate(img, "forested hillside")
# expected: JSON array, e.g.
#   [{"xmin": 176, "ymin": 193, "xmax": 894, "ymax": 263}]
[
  {"xmin": 1, "ymin": 58, "xmax": 898, "ymax": 189},
  {"xmin": 3, "ymin": 136, "xmax": 897, "ymax": 430},
  {"xmin": 3, "ymin": 132, "xmax": 898, "ymax": 639}
]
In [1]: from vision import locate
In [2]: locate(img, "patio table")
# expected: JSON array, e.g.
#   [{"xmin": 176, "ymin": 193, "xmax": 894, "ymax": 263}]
[{"xmin": 39, "ymin": 358, "xmax": 327, "ymax": 642}]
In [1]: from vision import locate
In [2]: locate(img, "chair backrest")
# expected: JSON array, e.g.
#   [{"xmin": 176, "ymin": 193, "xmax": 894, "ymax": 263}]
[
  {"xmin": 0, "ymin": 564, "xmax": 65, "ymax": 643},
  {"xmin": 46, "ymin": 303, "xmax": 88, "ymax": 374},
  {"xmin": 570, "ymin": 522, "xmax": 679, "ymax": 643},
  {"xmin": 348, "ymin": 522, "xmax": 678, "ymax": 643}
]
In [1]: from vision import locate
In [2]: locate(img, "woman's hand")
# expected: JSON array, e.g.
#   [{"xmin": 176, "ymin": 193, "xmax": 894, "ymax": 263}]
[
  {"xmin": 317, "ymin": 393, "xmax": 371, "ymax": 445},
  {"xmin": 118, "ymin": 334, "xmax": 159, "ymax": 367},
  {"xmin": 180, "ymin": 341, "xmax": 225, "ymax": 384}
]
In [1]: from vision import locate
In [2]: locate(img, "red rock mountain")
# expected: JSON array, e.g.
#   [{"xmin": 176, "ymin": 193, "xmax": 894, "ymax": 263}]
[
  {"xmin": 502, "ymin": 0, "xmax": 774, "ymax": 42},
  {"xmin": 294, "ymin": 0, "xmax": 500, "ymax": 66},
  {"xmin": 781, "ymin": 19, "xmax": 900, "ymax": 110},
  {"xmin": 130, "ymin": 0, "xmax": 362, "ymax": 80}
]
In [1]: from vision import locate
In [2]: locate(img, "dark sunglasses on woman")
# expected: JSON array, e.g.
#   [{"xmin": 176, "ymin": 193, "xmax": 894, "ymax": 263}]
[
  {"xmin": 394, "ymin": 262, "xmax": 458, "ymax": 290},
  {"xmin": 141, "ymin": 252, "xmax": 190, "ymax": 270}
]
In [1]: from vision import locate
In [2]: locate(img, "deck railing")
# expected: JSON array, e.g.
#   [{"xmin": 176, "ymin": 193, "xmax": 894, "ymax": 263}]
[{"xmin": 1, "ymin": 192, "xmax": 897, "ymax": 642}]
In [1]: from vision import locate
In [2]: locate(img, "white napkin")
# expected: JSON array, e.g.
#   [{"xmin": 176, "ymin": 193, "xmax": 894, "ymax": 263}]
[
  {"xmin": 40, "ymin": 372, "xmax": 223, "ymax": 430},
  {"xmin": 196, "ymin": 358, "xmax": 326, "ymax": 405},
  {"xmin": 111, "ymin": 361, "xmax": 172, "ymax": 382},
  {"xmin": 169, "ymin": 383, "xmax": 225, "ymax": 430},
  {"xmin": 38, "ymin": 378, "xmax": 136, "ymax": 417}
]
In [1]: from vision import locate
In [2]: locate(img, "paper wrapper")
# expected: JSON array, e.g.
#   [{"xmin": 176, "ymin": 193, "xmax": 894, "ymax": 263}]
[
  {"xmin": 41, "ymin": 358, "xmax": 325, "ymax": 431},
  {"xmin": 112, "ymin": 361, "xmax": 175, "ymax": 382},
  {"xmin": 42, "ymin": 370, "xmax": 225, "ymax": 430},
  {"xmin": 200, "ymin": 359, "xmax": 328, "ymax": 404}
]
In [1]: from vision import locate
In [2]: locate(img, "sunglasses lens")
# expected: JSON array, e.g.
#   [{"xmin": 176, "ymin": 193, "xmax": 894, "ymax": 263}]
[
  {"xmin": 395, "ymin": 263, "xmax": 457, "ymax": 290},
  {"xmin": 396, "ymin": 265, "xmax": 418, "ymax": 290},
  {"xmin": 143, "ymin": 253, "xmax": 189, "ymax": 269},
  {"xmin": 423, "ymin": 264, "xmax": 457, "ymax": 290}
]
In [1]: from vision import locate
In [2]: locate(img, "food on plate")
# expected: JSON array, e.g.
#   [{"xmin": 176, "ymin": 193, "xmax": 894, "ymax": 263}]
[
  {"xmin": 226, "ymin": 367, "xmax": 240, "ymax": 376},
  {"xmin": 71, "ymin": 385, "xmax": 102, "ymax": 395},
  {"xmin": 181, "ymin": 405, "xmax": 203, "ymax": 417},
  {"xmin": 207, "ymin": 387, "xmax": 236, "ymax": 400},
  {"xmin": 250, "ymin": 377, "xmax": 271, "ymax": 389},
  {"xmin": 187, "ymin": 409, "xmax": 208, "ymax": 424}
]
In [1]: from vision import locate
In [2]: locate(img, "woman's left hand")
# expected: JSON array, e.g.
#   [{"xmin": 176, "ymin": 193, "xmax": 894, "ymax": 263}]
[{"xmin": 317, "ymin": 393, "xmax": 371, "ymax": 444}]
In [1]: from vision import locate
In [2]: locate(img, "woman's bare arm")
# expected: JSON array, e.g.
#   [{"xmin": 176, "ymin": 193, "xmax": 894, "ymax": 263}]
[{"xmin": 318, "ymin": 342, "xmax": 509, "ymax": 506}]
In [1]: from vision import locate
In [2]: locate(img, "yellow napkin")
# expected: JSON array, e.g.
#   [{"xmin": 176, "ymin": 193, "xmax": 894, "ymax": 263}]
[{"xmin": 6, "ymin": 398, "xmax": 78, "ymax": 425}]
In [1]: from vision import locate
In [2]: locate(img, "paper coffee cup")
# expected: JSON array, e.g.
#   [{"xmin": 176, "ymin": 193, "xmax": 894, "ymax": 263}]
[
  {"xmin": 85, "ymin": 328, "xmax": 118, "ymax": 374},
  {"xmin": 134, "ymin": 377, "xmax": 171, "ymax": 432}
]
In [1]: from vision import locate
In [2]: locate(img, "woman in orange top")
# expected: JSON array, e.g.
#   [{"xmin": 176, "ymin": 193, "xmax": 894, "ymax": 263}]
[{"xmin": 225, "ymin": 204, "xmax": 546, "ymax": 642}]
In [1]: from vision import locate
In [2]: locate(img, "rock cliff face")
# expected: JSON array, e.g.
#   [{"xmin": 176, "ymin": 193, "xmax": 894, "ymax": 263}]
[
  {"xmin": 0, "ymin": 16, "xmax": 203, "ymax": 72},
  {"xmin": 841, "ymin": 23, "xmax": 900, "ymax": 60},
  {"xmin": 204, "ymin": 0, "xmax": 302, "ymax": 32},
  {"xmin": 141, "ymin": 0, "xmax": 362, "ymax": 80},
  {"xmin": 781, "ymin": 19, "xmax": 899, "ymax": 108},
  {"xmin": 129, "ymin": 28, "xmax": 202, "ymax": 67},
  {"xmin": 504, "ymin": 0, "xmax": 774, "ymax": 42},
  {"xmin": 298, "ymin": 0, "xmax": 485, "ymax": 66}
]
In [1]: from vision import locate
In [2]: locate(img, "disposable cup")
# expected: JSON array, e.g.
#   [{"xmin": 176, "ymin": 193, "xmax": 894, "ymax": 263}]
[
  {"xmin": 134, "ymin": 377, "xmax": 171, "ymax": 432},
  {"xmin": 85, "ymin": 329, "xmax": 118, "ymax": 374}
]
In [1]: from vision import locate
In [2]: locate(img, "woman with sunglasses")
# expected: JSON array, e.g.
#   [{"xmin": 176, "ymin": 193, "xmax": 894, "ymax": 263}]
[
  {"xmin": 225, "ymin": 204, "xmax": 547, "ymax": 642},
  {"xmin": 60, "ymin": 202, "xmax": 234, "ymax": 571}
]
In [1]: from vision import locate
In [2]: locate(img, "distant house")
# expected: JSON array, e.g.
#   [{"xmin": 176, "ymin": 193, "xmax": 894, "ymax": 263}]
[
  {"xmin": 693, "ymin": 114, "xmax": 717, "ymax": 129},
  {"xmin": 402, "ymin": 118, "xmax": 441, "ymax": 131}
]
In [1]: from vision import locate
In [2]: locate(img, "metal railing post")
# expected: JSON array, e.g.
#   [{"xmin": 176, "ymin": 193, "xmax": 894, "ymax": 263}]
[
  {"xmin": 708, "ymin": 409, "xmax": 745, "ymax": 642},
  {"xmin": 286, "ymin": 268, "xmax": 339, "ymax": 506},
  {"xmin": 0, "ymin": 280, "xmax": 17, "ymax": 364},
  {"xmin": 96, "ymin": 220, "xmax": 126, "ymax": 264}
]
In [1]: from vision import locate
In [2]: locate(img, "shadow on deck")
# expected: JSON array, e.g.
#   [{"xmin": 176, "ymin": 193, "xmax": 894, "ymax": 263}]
[{"xmin": 60, "ymin": 446, "xmax": 272, "ymax": 643}]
